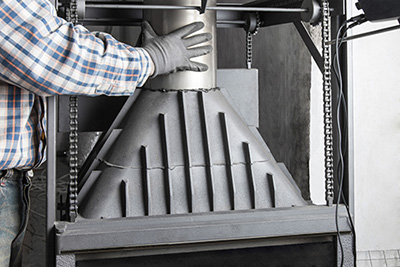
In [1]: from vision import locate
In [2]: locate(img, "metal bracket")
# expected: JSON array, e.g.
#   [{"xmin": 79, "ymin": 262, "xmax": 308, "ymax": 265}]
[
  {"xmin": 294, "ymin": 21, "xmax": 324, "ymax": 73},
  {"xmin": 200, "ymin": 0, "xmax": 208, "ymax": 14}
]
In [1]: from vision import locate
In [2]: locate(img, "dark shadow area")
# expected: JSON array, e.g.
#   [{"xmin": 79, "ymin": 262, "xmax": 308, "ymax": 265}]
[{"xmin": 78, "ymin": 241, "xmax": 335, "ymax": 267}]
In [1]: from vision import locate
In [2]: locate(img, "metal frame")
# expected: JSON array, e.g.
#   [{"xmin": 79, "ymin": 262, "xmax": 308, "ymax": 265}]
[
  {"xmin": 46, "ymin": 0, "xmax": 354, "ymax": 266},
  {"xmin": 294, "ymin": 21, "xmax": 324, "ymax": 72},
  {"xmin": 345, "ymin": 0, "xmax": 355, "ymax": 228},
  {"xmin": 56, "ymin": 206, "xmax": 350, "ymax": 254},
  {"xmin": 54, "ymin": 205, "xmax": 353, "ymax": 266},
  {"xmin": 46, "ymin": 96, "xmax": 57, "ymax": 267},
  {"xmin": 330, "ymin": 0, "xmax": 352, "ymax": 209},
  {"xmin": 63, "ymin": 0, "xmax": 316, "ymax": 26},
  {"xmin": 84, "ymin": 3, "xmax": 307, "ymax": 12}
]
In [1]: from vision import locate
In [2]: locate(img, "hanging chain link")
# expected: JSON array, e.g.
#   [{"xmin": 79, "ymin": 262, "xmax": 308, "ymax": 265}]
[
  {"xmin": 67, "ymin": 0, "xmax": 79, "ymax": 222},
  {"xmin": 246, "ymin": 32, "xmax": 253, "ymax": 69},
  {"xmin": 69, "ymin": 0, "xmax": 79, "ymax": 25},
  {"xmin": 246, "ymin": 13, "xmax": 260, "ymax": 69},
  {"xmin": 68, "ymin": 96, "xmax": 79, "ymax": 222},
  {"xmin": 321, "ymin": 0, "xmax": 334, "ymax": 206}
]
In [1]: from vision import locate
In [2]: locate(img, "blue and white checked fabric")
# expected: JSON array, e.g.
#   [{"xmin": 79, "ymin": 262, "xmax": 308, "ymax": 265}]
[{"xmin": 0, "ymin": 0, "xmax": 154, "ymax": 170}]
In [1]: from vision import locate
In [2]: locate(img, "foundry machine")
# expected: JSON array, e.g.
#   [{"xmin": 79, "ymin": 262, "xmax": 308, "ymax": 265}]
[{"xmin": 46, "ymin": 0, "xmax": 356, "ymax": 266}]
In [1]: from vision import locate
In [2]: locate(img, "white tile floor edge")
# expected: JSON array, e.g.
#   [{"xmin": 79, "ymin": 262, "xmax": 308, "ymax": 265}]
[{"xmin": 357, "ymin": 250, "xmax": 400, "ymax": 267}]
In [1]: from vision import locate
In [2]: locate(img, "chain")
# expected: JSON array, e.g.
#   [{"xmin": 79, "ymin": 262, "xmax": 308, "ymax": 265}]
[
  {"xmin": 67, "ymin": 0, "xmax": 79, "ymax": 222},
  {"xmin": 246, "ymin": 33, "xmax": 253, "ymax": 69},
  {"xmin": 68, "ymin": 96, "xmax": 79, "ymax": 221},
  {"xmin": 69, "ymin": 0, "xmax": 78, "ymax": 25},
  {"xmin": 246, "ymin": 13, "xmax": 260, "ymax": 69},
  {"xmin": 321, "ymin": 0, "xmax": 334, "ymax": 206}
]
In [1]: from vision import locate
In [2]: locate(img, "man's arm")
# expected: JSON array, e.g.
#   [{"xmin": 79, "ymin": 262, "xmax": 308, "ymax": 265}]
[{"xmin": 0, "ymin": 0, "xmax": 154, "ymax": 96}]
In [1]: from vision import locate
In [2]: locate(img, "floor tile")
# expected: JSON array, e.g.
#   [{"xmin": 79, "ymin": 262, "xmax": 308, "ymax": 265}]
[
  {"xmin": 357, "ymin": 260, "xmax": 373, "ymax": 267},
  {"xmin": 358, "ymin": 251, "xmax": 371, "ymax": 260},
  {"xmin": 386, "ymin": 258, "xmax": 400, "ymax": 267},
  {"xmin": 371, "ymin": 259, "xmax": 388, "ymax": 267},
  {"xmin": 370, "ymin": 251, "xmax": 386, "ymax": 260},
  {"xmin": 385, "ymin": 250, "xmax": 400, "ymax": 259}
]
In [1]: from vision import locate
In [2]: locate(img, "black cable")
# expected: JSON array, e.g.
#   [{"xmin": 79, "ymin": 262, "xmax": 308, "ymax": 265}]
[
  {"xmin": 331, "ymin": 14, "xmax": 367, "ymax": 266},
  {"xmin": 333, "ymin": 22, "xmax": 348, "ymax": 267}
]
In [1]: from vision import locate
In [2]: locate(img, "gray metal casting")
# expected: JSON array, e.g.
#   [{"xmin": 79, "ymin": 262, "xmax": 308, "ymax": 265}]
[
  {"xmin": 144, "ymin": 0, "xmax": 217, "ymax": 90},
  {"xmin": 78, "ymin": 0, "xmax": 306, "ymax": 220},
  {"xmin": 77, "ymin": 68, "xmax": 259, "ymax": 198},
  {"xmin": 218, "ymin": 69, "xmax": 259, "ymax": 128},
  {"xmin": 54, "ymin": 205, "xmax": 354, "ymax": 267},
  {"xmin": 57, "ymin": 69, "xmax": 259, "ymax": 133},
  {"xmin": 78, "ymin": 88, "xmax": 306, "ymax": 219},
  {"xmin": 57, "ymin": 205, "xmax": 352, "ymax": 254}
]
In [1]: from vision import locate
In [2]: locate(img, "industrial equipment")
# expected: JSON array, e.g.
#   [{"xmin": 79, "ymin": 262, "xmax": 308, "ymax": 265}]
[
  {"xmin": 356, "ymin": 0, "xmax": 400, "ymax": 21},
  {"xmin": 45, "ymin": 0, "xmax": 355, "ymax": 266}
]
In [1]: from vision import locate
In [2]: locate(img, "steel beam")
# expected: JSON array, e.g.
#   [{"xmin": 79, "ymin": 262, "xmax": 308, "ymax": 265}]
[
  {"xmin": 84, "ymin": 3, "xmax": 306, "ymax": 12},
  {"xmin": 76, "ymin": 1, "xmax": 309, "ymax": 27},
  {"xmin": 294, "ymin": 21, "xmax": 324, "ymax": 73},
  {"xmin": 55, "ymin": 205, "xmax": 352, "ymax": 254},
  {"xmin": 46, "ymin": 96, "xmax": 57, "ymax": 267}
]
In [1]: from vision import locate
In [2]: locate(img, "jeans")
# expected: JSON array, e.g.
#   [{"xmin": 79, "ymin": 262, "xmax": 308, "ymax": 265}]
[{"xmin": 0, "ymin": 171, "xmax": 32, "ymax": 267}]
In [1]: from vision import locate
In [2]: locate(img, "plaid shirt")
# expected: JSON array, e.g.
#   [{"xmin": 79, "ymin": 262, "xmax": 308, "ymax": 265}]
[{"xmin": 0, "ymin": 0, "xmax": 153, "ymax": 170}]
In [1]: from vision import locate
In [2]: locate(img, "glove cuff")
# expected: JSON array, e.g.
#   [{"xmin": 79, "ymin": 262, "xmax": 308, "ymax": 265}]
[{"xmin": 143, "ymin": 46, "xmax": 163, "ymax": 78}]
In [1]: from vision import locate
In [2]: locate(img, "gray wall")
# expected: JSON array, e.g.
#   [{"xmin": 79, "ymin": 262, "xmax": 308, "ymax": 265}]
[{"xmin": 217, "ymin": 5, "xmax": 311, "ymax": 199}]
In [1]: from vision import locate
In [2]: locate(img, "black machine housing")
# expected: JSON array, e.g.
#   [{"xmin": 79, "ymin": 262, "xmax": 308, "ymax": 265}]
[{"xmin": 357, "ymin": 0, "xmax": 400, "ymax": 21}]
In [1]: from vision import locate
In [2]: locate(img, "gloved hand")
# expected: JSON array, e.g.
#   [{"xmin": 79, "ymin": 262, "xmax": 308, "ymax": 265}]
[{"xmin": 141, "ymin": 21, "xmax": 212, "ymax": 77}]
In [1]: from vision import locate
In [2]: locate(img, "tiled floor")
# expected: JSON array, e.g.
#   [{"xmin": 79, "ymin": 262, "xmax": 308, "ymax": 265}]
[{"xmin": 357, "ymin": 250, "xmax": 400, "ymax": 267}]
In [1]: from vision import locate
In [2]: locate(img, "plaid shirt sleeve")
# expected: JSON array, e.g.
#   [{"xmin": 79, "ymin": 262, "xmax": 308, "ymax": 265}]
[
  {"xmin": 0, "ymin": 0, "xmax": 154, "ymax": 170},
  {"xmin": 0, "ymin": 0, "xmax": 154, "ymax": 97}
]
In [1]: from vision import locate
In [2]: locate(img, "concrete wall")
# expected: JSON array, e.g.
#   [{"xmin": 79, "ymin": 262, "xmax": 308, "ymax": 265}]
[{"xmin": 348, "ymin": 3, "xmax": 400, "ymax": 251}]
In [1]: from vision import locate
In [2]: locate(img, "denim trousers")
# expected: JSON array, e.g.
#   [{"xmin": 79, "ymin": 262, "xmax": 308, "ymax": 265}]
[{"xmin": 0, "ymin": 171, "xmax": 32, "ymax": 267}]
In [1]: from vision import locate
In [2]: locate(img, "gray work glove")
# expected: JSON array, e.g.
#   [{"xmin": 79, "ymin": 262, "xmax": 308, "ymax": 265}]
[{"xmin": 141, "ymin": 21, "xmax": 212, "ymax": 77}]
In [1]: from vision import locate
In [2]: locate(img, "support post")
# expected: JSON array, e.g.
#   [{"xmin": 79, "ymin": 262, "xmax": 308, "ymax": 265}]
[{"xmin": 46, "ymin": 96, "xmax": 57, "ymax": 267}]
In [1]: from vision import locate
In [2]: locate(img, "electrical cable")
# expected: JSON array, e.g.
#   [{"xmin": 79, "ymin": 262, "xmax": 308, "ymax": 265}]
[
  {"xmin": 331, "ymin": 14, "xmax": 367, "ymax": 266},
  {"xmin": 333, "ymin": 22, "xmax": 347, "ymax": 266}
]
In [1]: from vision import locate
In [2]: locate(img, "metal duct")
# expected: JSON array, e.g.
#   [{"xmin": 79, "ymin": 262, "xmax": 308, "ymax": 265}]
[{"xmin": 144, "ymin": 0, "xmax": 217, "ymax": 90}]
